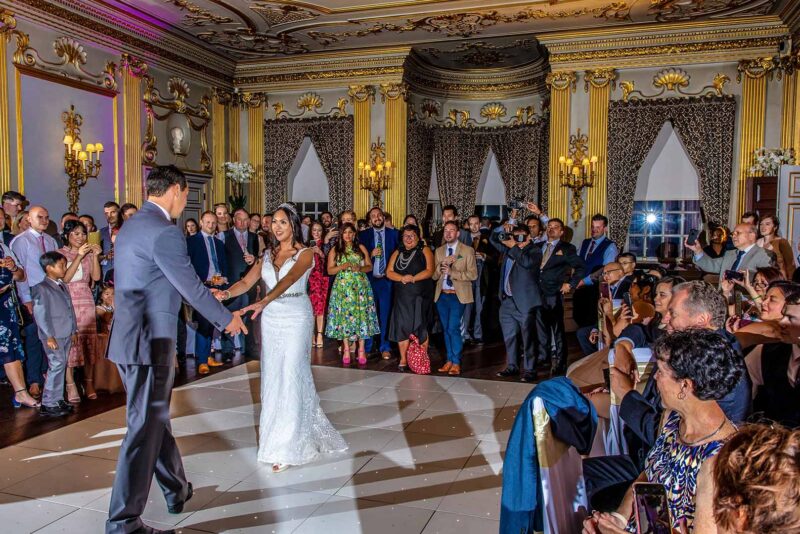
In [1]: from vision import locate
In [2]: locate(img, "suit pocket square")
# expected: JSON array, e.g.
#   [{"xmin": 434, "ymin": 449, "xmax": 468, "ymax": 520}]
[{"xmin": 555, "ymin": 250, "xmax": 564, "ymax": 256}]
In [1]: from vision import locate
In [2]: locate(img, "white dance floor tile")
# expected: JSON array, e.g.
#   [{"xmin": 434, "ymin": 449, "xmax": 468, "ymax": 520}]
[{"xmin": 0, "ymin": 363, "xmax": 526, "ymax": 532}]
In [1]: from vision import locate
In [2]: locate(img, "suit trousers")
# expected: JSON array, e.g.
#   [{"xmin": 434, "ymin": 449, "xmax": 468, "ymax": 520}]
[
  {"xmin": 221, "ymin": 294, "xmax": 247, "ymax": 354},
  {"xmin": 499, "ymin": 297, "xmax": 536, "ymax": 372},
  {"xmin": 461, "ymin": 260, "xmax": 485, "ymax": 340},
  {"xmin": 41, "ymin": 336, "xmax": 71, "ymax": 407},
  {"xmin": 22, "ymin": 319, "xmax": 46, "ymax": 386},
  {"xmin": 436, "ymin": 293, "xmax": 465, "ymax": 365},
  {"xmin": 536, "ymin": 293, "xmax": 568, "ymax": 374},
  {"xmin": 107, "ymin": 363, "xmax": 188, "ymax": 534},
  {"xmin": 577, "ymin": 325, "xmax": 599, "ymax": 356},
  {"xmin": 582, "ymin": 455, "xmax": 640, "ymax": 511},
  {"xmin": 366, "ymin": 276, "xmax": 393, "ymax": 353}
]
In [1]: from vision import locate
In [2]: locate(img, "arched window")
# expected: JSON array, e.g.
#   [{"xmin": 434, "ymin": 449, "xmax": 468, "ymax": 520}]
[{"xmin": 288, "ymin": 136, "xmax": 330, "ymax": 219}]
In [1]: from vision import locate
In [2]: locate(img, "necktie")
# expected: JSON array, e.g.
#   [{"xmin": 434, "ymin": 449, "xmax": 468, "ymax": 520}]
[
  {"xmin": 731, "ymin": 249, "xmax": 746, "ymax": 271},
  {"xmin": 541, "ymin": 242, "xmax": 553, "ymax": 267},
  {"xmin": 207, "ymin": 236, "xmax": 220, "ymax": 274},
  {"xmin": 39, "ymin": 234, "xmax": 46, "ymax": 254},
  {"xmin": 445, "ymin": 246, "xmax": 453, "ymax": 289},
  {"xmin": 238, "ymin": 231, "xmax": 246, "ymax": 252},
  {"xmin": 503, "ymin": 258, "xmax": 513, "ymax": 296},
  {"xmin": 586, "ymin": 239, "xmax": 596, "ymax": 258},
  {"xmin": 377, "ymin": 231, "xmax": 385, "ymax": 275}
]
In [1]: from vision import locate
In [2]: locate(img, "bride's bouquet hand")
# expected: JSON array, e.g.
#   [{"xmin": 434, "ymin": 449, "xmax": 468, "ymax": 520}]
[
  {"xmin": 211, "ymin": 288, "xmax": 228, "ymax": 301},
  {"xmin": 241, "ymin": 298, "xmax": 268, "ymax": 320}
]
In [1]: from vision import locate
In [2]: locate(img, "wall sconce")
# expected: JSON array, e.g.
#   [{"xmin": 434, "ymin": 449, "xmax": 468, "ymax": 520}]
[
  {"xmin": 557, "ymin": 128, "xmax": 598, "ymax": 227},
  {"xmin": 62, "ymin": 105, "xmax": 103, "ymax": 213},
  {"xmin": 358, "ymin": 136, "xmax": 393, "ymax": 209}
]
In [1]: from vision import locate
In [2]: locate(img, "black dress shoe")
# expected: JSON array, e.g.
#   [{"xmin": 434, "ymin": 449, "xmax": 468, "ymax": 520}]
[
  {"xmin": 520, "ymin": 372, "xmax": 537, "ymax": 383},
  {"xmin": 496, "ymin": 367, "xmax": 520, "ymax": 378},
  {"xmin": 131, "ymin": 525, "xmax": 176, "ymax": 534},
  {"xmin": 167, "ymin": 482, "xmax": 193, "ymax": 514},
  {"xmin": 39, "ymin": 405, "xmax": 69, "ymax": 417},
  {"xmin": 472, "ymin": 338, "xmax": 484, "ymax": 345},
  {"xmin": 57, "ymin": 400, "xmax": 74, "ymax": 413}
]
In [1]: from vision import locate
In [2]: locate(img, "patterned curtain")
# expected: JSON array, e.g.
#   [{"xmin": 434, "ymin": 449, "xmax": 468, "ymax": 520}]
[
  {"xmin": 264, "ymin": 116, "xmax": 354, "ymax": 215},
  {"xmin": 406, "ymin": 121, "xmax": 435, "ymax": 220},
  {"xmin": 606, "ymin": 96, "xmax": 736, "ymax": 245},
  {"xmin": 538, "ymin": 117, "xmax": 550, "ymax": 213},
  {"xmin": 490, "ymin": 122, "xmax": 546, "ymax": 206},
  {"xmin": 433, "ymin": 128, "xmax": 491, "ymax": 219}
]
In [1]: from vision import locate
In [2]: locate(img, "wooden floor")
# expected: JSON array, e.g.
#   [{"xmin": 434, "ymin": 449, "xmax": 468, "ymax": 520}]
[{"xmin": 0, "ymin": 332, "xmax": 582, "ymax": 449}]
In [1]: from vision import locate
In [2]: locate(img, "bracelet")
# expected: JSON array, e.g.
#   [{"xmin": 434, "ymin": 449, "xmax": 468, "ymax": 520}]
[
  {"xmin": 224, "ymin": 290, "xmax": 231, "ymax": 300},
  {"xmin": 752, "ymin": 295, "xmax": 762, "ymax": 301},
  {"xmin": 609, "ymin": 512, "xmax": 628, "ymax": 525}
]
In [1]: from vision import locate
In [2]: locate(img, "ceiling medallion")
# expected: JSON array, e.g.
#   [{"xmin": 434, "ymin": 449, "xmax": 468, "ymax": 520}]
[
  {"xmin": 195, "ymin": 29, "xmax": 308, "ymax": 56},
  {"xmin": 272, "ymin": 92, "xmax": 348, "ymax": 119},
  {"xmin": 620, "ymin": 68, "xmax": 729, "ymax": 101},
  {"xmin": 308, "ymin": 3, "xmax": 630, "ymax": 46},
  {"xmin": 168, "ymin": 0, "xmax": 234, "ymax": 27},
  {"xmin": 648, "ymin": 0, "xmax": 777, "ymax": 23},
  {"xmin": 251, "ymin": 3, "xmax": 318, "ymax": 28}
]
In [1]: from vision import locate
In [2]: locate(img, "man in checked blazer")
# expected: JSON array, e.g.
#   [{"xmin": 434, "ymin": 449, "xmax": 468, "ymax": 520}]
[{"xmin": 686, "ymin": 223, "xmax": 773, "ymax": 283}]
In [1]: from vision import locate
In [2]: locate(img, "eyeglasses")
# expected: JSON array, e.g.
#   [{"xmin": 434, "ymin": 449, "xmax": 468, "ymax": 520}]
[
  {"xmin": 602, "ymin": 268, "xmax": 622, "ymax": 276},
  {"xmin": 753, "ymin": 280, "xmax": 768, "ymax": 288}
]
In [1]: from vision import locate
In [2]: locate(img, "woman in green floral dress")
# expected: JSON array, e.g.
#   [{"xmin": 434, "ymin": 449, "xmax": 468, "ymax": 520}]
[{"xmin": 325, "ymin": 223, "xmax": 380, "ymax": 366}]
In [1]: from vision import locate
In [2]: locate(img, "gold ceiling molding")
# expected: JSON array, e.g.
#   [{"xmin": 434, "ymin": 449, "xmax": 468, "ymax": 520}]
[
  {"xmin": 736, "ymin": 56, "xmax": 780, "ymax": 81},
  {"xmin": 236, "ymin": 65, "xmax": 404, "ymax": 89},
  {"xmin": 307, "ymin": 3, "xmax": 631, "ymax": 46},
  {"xmin": 648, "ymin": 0, "xmax": 778, "ymax": 23},
  {"xmin": 11, "ymin": 33, "xmax": 118, "ymax": 92},
  {"xmin": 142, "ymin": 75, "xmax": 211, "ymax": 171},
  {"xmin": 251, "ymin": 4, "xmax": 319, "ymax": 27},
  {"xmin": 169, "ymin": 0, "xmax": 234, "ymax": 27},
  {"xmin": 619, "ymin": 68, "xmax": 730, "ymax": 101},
  {"xmin": 119, "ymin": 53, "xmax": 148, "ymax": 78},
  {"xmin": 584, "ymin": 68, "xmax": 617, "ymax": 92},
  {"xmin": 348, "ymin": 84, "xmax": 376, "ymax": 103},
  {"xmin": 271, "ymin": 92, "xmax": 347, "ymax": 118},
  {"xmin": 379, "ymin": 83, "xmax": 407, "ymax": 102},
  {"xmin": 546, "ymin": 71, "xmax": 578, "ymax": 92},
  {"xmin": 410, "ymin": 99, "xmax": 543, "ymax": 128},
  {"xmin": 214, "ymin": 88, "xmax": 268, "ymax": 107}
]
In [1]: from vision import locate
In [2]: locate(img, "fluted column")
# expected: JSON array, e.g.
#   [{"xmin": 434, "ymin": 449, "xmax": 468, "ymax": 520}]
[
  {"xmin": 120, "ymin": 54, "xmax": 147, "ymax": 207},
  {"xmin": 380, "ymin": 83, "xmax": 407, "ymax": 221},
  {"xmin": 736, "ymin": 59, "xmax": 772, "ymax": 217},
  {"xmin": 349, "ymin": 85, "xmax": 375, "ymax": 218},
  {"xmin": 584, "ymin": 68, "xmax": 616, "ymax": 233},
  {"xmin": 0, "ymin": 25, "xmax": 11, "ymax": 193},
  {"xmin": 781, "ymin": 56, "xmax": 800, "ymax": 156},
  {"xmin": 211, "ymin": 90, "xmax": 227, "ymax": 205},
  {"xmin": 246, "ymin": 94, "xmax": 266, "ymax": 215},
  {"xmin": 546, "ymin": 71, "xmax": 577, "ymax": 223}
]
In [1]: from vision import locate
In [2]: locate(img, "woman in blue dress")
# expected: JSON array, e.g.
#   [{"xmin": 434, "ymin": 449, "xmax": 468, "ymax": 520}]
[{"xmin": 0, "ymin": 241, "xmax": 37, "ymax": 408}]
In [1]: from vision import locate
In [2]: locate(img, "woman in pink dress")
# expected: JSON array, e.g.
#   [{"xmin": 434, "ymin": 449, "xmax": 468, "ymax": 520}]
[
  {"xmin": 59, "ymin": 220, "xmax": 102, "ymax": 401},
  {"xmin": 307, "ymin": 221, "xmax": 330, "ymax": 348}
]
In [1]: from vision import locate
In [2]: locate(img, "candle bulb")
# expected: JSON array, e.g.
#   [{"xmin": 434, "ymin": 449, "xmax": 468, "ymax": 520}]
[
  {"xmin": 63, "ymin": 134, "xmax": 73, "ymax": 146},
  {"xmin": 95, "ymin": 142, "xmax": 104, "ymax": 153},
  {"xmin": 358, "ymin": 161, "xmax": 364, "ymax": 169},
  {"xmin": 385, "ymin": 161, "xmax": 392, "ymax": 169}
]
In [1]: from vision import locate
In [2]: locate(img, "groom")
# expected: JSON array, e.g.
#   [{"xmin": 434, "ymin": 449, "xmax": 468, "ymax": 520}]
[{"xmin": 106, "ymin": 165, "xmax": 247, "ymax": 534}]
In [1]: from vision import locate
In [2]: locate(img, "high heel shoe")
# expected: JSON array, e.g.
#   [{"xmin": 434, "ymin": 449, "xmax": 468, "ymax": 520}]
[
  {"xmin": 84, "ymin": 378, "xmax": 97, "ymax": 400},
  {"xmin": 357, "ymin": 349, "xmax": 367, "ymax": 367},
  {"xmin": 12, "ymin": 389, "xmax": 40, "ymax": 409},
  {"xmin": 342, "ymin": 347, "xmax": 351, "ymax": 366},
  {"xmin": 313, "ymin": 333, "xmax": 324, "ymax": 348},
  {"xmin": 66, "ymin": 382, "xmax": 81, "ymax": 403}
]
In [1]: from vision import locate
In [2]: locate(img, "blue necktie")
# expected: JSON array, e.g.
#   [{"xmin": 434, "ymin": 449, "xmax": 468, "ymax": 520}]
[
  {"xmin": 731, "ymin": 249, "xmax": 746, "ymax": 271},
  {"xmin": 377, "ymin": 231, "xmax": 385, "ymax": 275},
  {"xmin": 503, "ymin": 257, "xmax": 513, "ymax": 296},
  {"xmin": 207, "ymin": 235, "xmax": 220, "ymax": 274}
]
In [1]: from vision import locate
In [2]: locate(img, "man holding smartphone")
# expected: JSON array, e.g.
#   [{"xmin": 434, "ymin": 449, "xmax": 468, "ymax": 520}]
[{"xmin": 686, "ymin": 223, "xmax": 772, "ymax": 284}]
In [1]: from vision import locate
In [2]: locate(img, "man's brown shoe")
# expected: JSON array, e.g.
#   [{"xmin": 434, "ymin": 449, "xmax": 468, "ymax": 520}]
[
  {"xmin": 198, "ymin": 364, "xmax": 210, "ymax": 375},
  {"xmin": 438, "ymin": 362, "xmax": 453, "ymax": 373},
  {"xmin": 448, "ymin": 365, "xmax": 461, "ymax": 376},
  {"xmin": 206, "ymin": 357, "xmax": 223, "ymax": 367}
]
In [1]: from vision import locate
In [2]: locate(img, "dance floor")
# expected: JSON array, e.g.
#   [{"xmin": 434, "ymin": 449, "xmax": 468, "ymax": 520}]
[{"xmin": 0, "ymin": 361, "xmax": 536, "ymax": 533}]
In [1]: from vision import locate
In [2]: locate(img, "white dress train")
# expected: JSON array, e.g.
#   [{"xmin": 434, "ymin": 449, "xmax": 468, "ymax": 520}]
[{"xmin": 257, "ymin": 248, "xmax": 347, "ymax": 465}]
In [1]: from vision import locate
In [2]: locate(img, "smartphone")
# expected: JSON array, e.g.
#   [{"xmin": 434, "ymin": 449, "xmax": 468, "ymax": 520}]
[
  {"xmin": 724, "ymin": 270, "xmax": 744, "ymax": 282},
  {"xmin": 633, "ymin": 483, "xmax": 672, "ymax": 534},
  {"xmin": 734, "ymin": 290, "xmax": 743, "ymax": 317},
  {"xmin": 686, "ymin": 228, "xmax": 700, "ymax": 246},
  {"xmin": 88, "ymin": 231, "xmax": 102, "ymax": 246},
  {"xmin": 600, "ymin": 283, "xmax": 611, "ymax": 299},
  {"xmin": 623, "ymin": 291, "xmax": 633, "ymax": 310},
  {"xmin": 602, "ymin": 367, "xmax": 611, "ymax": 390}
]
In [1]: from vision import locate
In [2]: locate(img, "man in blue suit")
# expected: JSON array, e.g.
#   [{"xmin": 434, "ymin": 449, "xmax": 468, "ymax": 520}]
[
  {"xmin": 187, "ymin": 210, "xmax": 229, "ymax": 375},
  {"xmin": 106, "ymin": 166, "xmax": 246, "ymax": 534},
  {"xmin": 359, "ymin": 206, "xmax": 399, "ymax": 359}
]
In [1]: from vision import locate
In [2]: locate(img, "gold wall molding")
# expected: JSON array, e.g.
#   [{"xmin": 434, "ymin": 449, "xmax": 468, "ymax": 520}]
[
  {"xmin": 236, "ymin": 65, "xmax": 404, "ymax": 89},
  {"xmin": 585, "ymin": 68, "xmax": 615, "ymax": 231},
  {"xmin": 548, "ymin": 71, "xmax": 575, "ymax": 222},
  {"xmin": 348, "ymin": 84, "xmax": 376, "ymax": 104},
  {"xmin": 379, "ymin": 82, "xmax": 406, "ymax": 103},
  {"xmin": 410, "ymin": 100, "xmax": 543, "ymax": 129},
  {"xmin": 736, "ymin": 57, "xmax": 780, "ymax": 81},
  {"xmin": 384, "ymin": 88, "xmax": 407, "ymax": 223},
  {"xmin": 247, "ymin": 101, "xmax": 265, "ymax": 215},
  {"xmin": 619, "ymin": 68, "xmax": 730, "ymax": 101},
  {"xmin": 781, "ymin": 66, "xmax": 800, "ymax": 156},
  {"xmin": 120, "ymin": 54, "xmax": 147, "ymax": 207},
  {"xmin": 584, "ymin": 68, "xmax": 617, "ymax": 92},
  {"xmin": 546, "ymin": 71, "xmax": 577, "ymax": 93},
  {"xmin": 352, "ymin": 88, "xmax": 372, "ymax": 218},
  {"xmin": 211, "ymin": 89, "xmax": 226, "ymax": 204},
  {"xmin": 142, "ymin": 75, "xmax": 212, "ymax": 172},
  {"xmin": 272, "ymin": 92, "xmax": 348, "ymax": 119},
  {"xmin": 0, "ymin": 8, "xmax": 15, "ymax": 193},
  {"xmin": 736, "ymin": 72, "xmax": 767, "ymax": 217}
]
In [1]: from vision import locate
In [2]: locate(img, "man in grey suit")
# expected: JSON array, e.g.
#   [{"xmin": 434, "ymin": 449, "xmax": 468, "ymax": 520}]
[
  {"xmin": 686, "ymin": 223, "xmax": 773, "ymax": 283},
  {"xmin": 106, "ymin": 166, "xmax": 247, "ymax": 534}
]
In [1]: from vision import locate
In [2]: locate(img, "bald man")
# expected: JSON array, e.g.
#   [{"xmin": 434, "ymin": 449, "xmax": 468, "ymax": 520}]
[
  {"xmin": 686, "ymin": 223, "xmax": 774, "ymax": 284},
  {"xmin": 10, "ymin": 205, "xmax": 59, "ymax": 397},
  {"xmin": 575, "ymin": 261, "xmax": 632, "ymax": 356}
]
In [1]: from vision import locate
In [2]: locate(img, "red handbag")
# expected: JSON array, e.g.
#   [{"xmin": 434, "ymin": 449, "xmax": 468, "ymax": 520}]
[{"xmin": 407, "ymin": 334, "xmax": 431, "ymax": 375}]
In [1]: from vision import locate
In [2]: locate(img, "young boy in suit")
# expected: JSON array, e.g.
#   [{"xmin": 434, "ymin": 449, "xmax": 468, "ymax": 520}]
[{"xmin": 32, "ymin": 251, "xmax": 78, "ymax": 417}]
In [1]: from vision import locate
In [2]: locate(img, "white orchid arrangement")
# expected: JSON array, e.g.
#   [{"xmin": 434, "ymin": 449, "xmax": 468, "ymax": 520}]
[
  {"xmin": 223, "ymin": 161, "xmax": 254, "ymax": 183},
  {"xmin": 749, "ymin": 147, "xmax": 795, "ymax": 176}
]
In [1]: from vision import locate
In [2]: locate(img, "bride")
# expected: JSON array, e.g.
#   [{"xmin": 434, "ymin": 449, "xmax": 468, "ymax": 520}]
[{"xmin": 216, "ymin": 203, "xmax": 347, "ymax": 472}]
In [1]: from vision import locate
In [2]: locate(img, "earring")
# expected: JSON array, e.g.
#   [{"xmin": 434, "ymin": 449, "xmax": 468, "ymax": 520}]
[{"xmin": 677, "ymin": 390, "xmax": 686, "ymax": 400}]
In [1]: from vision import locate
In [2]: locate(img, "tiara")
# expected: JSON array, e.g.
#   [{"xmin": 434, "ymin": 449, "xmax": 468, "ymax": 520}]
[{"xmin": 277, "ymin": 202, "xmax": 298, "ymax": 216}]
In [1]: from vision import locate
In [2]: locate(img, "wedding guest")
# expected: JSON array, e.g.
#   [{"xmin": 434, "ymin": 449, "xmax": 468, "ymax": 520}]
[
  {"xmin": 99, "ymin": 201, "xmax": 121, "ymax": 278},
  {"xmin": 307, "ymin": 221, "xmax": 330, "ymax": 348},
  {"xmin": 402, "ymin": 214, "xmax": 419, "ymax": 227},
  {"xmin": 184, "ymin": 218, "xmax": 199, "ymax": 237},
  {"xmin": 325, "ymin": 223, "xmax": 379, "ymax": 366},
  {"xmin": 96, "ymin": 285, "xmax": 114, "ymax": 340},
  {"xmin": 433, "ymin": 221, "xmax": 478, "ymax": 376},
  {"xmin": 10, "ymin": 205, "xmax": 57, "ymax": 398},
  {"xmin": 214, "ymin": 202, "xmax": 231, "ymax": 235},
  {"xmin": 431, "ymin": 205, "xmax": 471, "ymax": 248},
  {"xmin": 223, "ymin": 208, "xmax": 259, "ymax": 359},
  {"xmin": 687, "ymin": 223, "xmax": 773, "ymax": 282},
  {"xmin": 463, "ymin": 214, "xmax": 493, "ymax": 345},
  {"xmin": 384, "ymin": 212, "xmax": 394, "ymax": 229},
  {"xmin": 301, "ymin": 214, "xmax": 313, "ymax": 228},
  {"xmin": 0, "ymin": 239, "xmax": 37, "ymax": 408},
  {"xmin": 386, "ymin": 224, "xmax": 435, "ymax": 371},
  {"xmin": 249, "ymin": 213, "xmax": 261, "ymax": 234},
  {"xmin": 56, "ymin": 212, "xmax": 79, "ymax": 247},
  {"xmin": 359, "ymin": 207, "xmax": 399, "ymax": 359},
  {"xmin": 2, "ymin": 190, "xmax": 26, "ymax": 234},
  {"xmin": 741, "ymin": 211, "xmax": 759, "ymax": 226},
  {"xmin": 59, "ymin": 220, "xmax": 102, "ymax": 401},
  {"xmin": 722, "ymin": 266, "xmax": 783, "ymax": 319},
  {"xmin": 32, "ymin": 251, "xmax": 78, "ymax": 417},
  {"xmin": 0, "ymin": 207, "xmax": 14, "ymax": 245},
  {"xmin": 79, "ymin": 214, "xmax": 96, "ymax": 233},
  {"xmin": 757, "ymin": 214, "xmax": 795, "ymax": 279},
  {"xmin": 120, "ymin": 203, "xmax": 138, "ymax": 221},
  {"xmin": 17, "ymin": 210, "xmax": 30, "ymax": 233},
  {"xmin": 320, "ymin": 211, "xmax": 333, "ymax": 230},
  {"xmin": 357, "ymin": 218, "xmax": 368, "ymax": 232},
  {"xmin": 324, "ymin": 210, "xmax": 356, "ymax": 255},
  {"xmin": 703, "ymin": 225, "xmax": 728, "ymax": 259}
]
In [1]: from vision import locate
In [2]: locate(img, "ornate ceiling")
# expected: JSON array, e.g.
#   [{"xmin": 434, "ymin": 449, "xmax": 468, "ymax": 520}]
[{"xmin": 97, "ymin": 0, "xmax": 786, "ymax": 61}]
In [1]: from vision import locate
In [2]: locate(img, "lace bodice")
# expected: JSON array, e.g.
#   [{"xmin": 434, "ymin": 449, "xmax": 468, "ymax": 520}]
[{"xmin": 261, "ymin": 248, "xmax": 313, "ymax": 297}]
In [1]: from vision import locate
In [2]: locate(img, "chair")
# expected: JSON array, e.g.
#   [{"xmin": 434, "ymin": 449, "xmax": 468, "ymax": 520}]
[
  {"xmin": 605, "ymin": 347, "xmax": 653, "ymax": 456},
  {"xmin": 533, "ymin": 397, "xmax": 590, "ymax": 534}
]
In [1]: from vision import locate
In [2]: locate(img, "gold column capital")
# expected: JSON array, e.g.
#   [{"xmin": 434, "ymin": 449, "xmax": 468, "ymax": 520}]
[
  {"xmin": 119, "ymin": 54, "xmax": 148, "ymax": 78},
  {"xmin": 737, "ymin": 57, "xmax": 779, "ymax": 82},
  {"xmin": 545, "ymin": 71, "xmax": 577, "ymax": 93},
  {"xmin": 348, "ymin": 84, "xmax": 376, "ymax": 104},
  {"xmin": 379, "ymin": 83, "xmax": 407, "ymax": 103},
  {"xmin": 0, "ymin": 8, "xmax": 17, "ymax": 36},
  {"xmin": 584, "ymin": 68, "xmax": 617, "ymax": 92}
]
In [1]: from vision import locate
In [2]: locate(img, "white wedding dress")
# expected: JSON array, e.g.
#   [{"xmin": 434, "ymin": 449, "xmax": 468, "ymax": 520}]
[{"xmin": 257, "ymin": 248, "xmax": 347, "ymax": 465}]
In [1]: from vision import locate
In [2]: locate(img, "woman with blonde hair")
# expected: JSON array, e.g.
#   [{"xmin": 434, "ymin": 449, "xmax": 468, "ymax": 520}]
[{"xmin": 757, "ymin": 214, "xmax": 795, "ymax": 279}]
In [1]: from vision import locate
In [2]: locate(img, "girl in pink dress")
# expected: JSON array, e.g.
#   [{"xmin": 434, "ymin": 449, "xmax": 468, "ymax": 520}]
[
  {"xmin": 59, "ymin": 220, "xmax": 102, "ymax": 401},
  {"xmin": 307, "ymin": 221, "xmax": 330, "ymax": 348}
]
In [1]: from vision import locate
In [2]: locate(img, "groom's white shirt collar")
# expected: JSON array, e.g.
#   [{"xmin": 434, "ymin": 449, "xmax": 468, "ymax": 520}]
[{"xmin": 147, "ymin": 201, "xmax": 171, "ymax": 221}]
